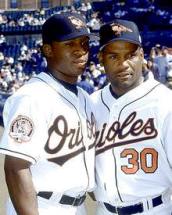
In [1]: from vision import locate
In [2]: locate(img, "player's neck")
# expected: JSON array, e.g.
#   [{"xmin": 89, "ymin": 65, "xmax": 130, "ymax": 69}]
[
  {"xmin": 45, "ymin": 68, "xmax": 78, "ymax": 95},
  {"xmin": 46, "ymin": 66, "xmax": 78, "ymax": 84}
]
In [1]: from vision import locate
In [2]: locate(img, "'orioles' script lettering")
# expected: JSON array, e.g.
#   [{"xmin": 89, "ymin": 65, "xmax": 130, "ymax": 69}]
[
  {"xmin": 44, "ymin": 114, "xmax": 96, "ymax": 166},
  {"xmin": 96, "ymin": 111, "xmax": 158, "ymax": 155}
]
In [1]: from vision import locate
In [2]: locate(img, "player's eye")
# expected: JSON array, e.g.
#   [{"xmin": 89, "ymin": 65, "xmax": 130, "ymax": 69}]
[
  {"xmin": 128, "ymin": 52, "xmax": 137, "ymax": 59},
  {"xmin": 108, "ymin": 55, "xmax": 117, "ymax": 60},
  {"xmin": 65, "ymin": 42, "xmax": 74, "ymax": 47},
  {"xmin": 128, "ymin": 47, "xmax": 139, "ymax": 59}
]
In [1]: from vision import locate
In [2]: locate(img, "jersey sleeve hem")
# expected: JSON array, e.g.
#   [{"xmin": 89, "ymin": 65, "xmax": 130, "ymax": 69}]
[{"xmin": 0, "ymin": 148, "xmax": 36, "ymax": 164}]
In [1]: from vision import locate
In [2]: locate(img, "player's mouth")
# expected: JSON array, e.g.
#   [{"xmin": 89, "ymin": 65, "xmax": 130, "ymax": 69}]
[
  {"xmin": 117, "ymin": 71, "xmax": 133, "ymax": 80},
  {"xmin": 72, "ymin": 60, "xmax": 87, "ymax": 67}
]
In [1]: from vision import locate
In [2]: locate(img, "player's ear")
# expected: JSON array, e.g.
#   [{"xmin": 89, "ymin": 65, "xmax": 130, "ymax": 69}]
[
  {"xmin": 42, "ymin": 44, "xmax": 53, "ymax": 58},
  {"xmin": 97, "ymin": 51, "xmax": 103, "ymax": 66},
  {"xmin": 140, "ymin": 47, "xmax": 144, "ymax": 61}
]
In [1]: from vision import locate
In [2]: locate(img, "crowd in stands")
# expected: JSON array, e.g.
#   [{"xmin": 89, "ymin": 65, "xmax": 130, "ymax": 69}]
[
  {"xmin": 145, "ymin": 45, "xmax": 172, "ymax": 88},
  {"xmin": 0, "ymin": 1, "xmax": 172, "ymax": 31},
  {"xmin": 0, "ymin": 0, "xmax": 172, "ymax": 97},
  {"xmin": 0, "ymin": 3, "xmax": 95, "ymax": 33}
]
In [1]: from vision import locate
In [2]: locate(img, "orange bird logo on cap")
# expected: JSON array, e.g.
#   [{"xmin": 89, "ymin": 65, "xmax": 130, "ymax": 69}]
[
  {"xmin": 68, "ymin": 16, "xmax": 86, "ymax": 29},
  {"xmin": 111, "ymin": 23, "xmax": 133, "ymax": 36}
]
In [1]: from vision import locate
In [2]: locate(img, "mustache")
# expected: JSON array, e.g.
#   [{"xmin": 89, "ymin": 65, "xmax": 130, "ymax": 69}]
[{"xmin": 72, "ymin": 54, "xmax": 88, "ymax": 63}]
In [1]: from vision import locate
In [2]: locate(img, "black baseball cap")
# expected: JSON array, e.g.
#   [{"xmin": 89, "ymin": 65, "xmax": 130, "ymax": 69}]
[
  {"xmin": 42, "ymin": 12, "xmax": 95, "ymax": 44},
  {"xmin": 99, "ymin": 19, "xmax": 142, "ymax": 50}
]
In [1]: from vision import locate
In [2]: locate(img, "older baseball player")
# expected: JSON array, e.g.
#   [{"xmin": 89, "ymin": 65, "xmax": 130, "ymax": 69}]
[
  {"xmin": 0, "ymin": 13, "xmax": 96, "ymax": 215},
  {"xmin": 91, "ymin": 19, "xmax": 172, "ymax": 215}
]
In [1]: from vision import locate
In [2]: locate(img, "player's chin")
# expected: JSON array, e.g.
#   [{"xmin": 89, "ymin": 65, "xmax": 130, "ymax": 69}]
[
  {"xmin": 117, "ymin": 77, "xmax": 133, "ymax": 86},
  {"xmin": 74, "ymin": 64, "xmax": 87, "ymax": 74},
  {"xmin": 118, "ymin": 74, "xmax": 135, "ymax": 84},
  {"xmin": 119, "ymin": 80, "xmax": 137, "ymax": 91}
]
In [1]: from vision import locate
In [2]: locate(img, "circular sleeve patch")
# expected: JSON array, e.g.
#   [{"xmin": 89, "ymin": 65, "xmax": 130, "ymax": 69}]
[{"xmin": 9, "ymin": 115, "xmax": 34, "ymax": 143}]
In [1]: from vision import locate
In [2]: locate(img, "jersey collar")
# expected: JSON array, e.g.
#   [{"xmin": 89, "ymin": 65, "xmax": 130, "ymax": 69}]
[
  {"xmin": 102, "ymin": 77, "xmax": 160, "ymax": 109},
  {"xmin": 35, "ymin": 71, "xmax": 79, "ymax": 97},
  {"xmin": 44, "ymin": 69, "xmax": 78, "ymax": 95}
]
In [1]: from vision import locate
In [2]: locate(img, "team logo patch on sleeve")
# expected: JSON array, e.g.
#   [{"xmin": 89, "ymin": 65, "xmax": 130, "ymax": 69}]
[{"xmin": 9, "ymin": 115, "xmax": 34, "ymax": 143}]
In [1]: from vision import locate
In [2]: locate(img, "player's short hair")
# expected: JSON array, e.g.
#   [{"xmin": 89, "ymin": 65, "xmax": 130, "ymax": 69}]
[
  {"xmin": 99, "ymin": 19, "xmax": 142, "ymax": 50},
  {"xmin": 42, "ymin": 12, "xmax": 94, "ymax": 44}
]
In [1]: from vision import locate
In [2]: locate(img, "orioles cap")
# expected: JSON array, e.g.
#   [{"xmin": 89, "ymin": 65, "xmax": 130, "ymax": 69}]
[
  {"xmin": 42, "ymin": 12, "xmax": 95, "ymax": 44},
  {"xmin": 99, "ymin": 19, "xmax": 142, "ymax": 50}
]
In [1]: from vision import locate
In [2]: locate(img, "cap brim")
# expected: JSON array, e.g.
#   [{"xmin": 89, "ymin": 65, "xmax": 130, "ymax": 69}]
[{"xmin": 100, "ymin": 38, "xmax": 141, "ymax": 51}]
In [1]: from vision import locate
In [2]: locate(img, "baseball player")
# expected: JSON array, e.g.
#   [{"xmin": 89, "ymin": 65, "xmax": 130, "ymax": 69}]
[
  {"xmin": 91, "ymin": 19, "xmax": 172, "ymax": 215},
  {"xmin": 0, "ymin": 13, "xmax": 96, "ymax": 215}
]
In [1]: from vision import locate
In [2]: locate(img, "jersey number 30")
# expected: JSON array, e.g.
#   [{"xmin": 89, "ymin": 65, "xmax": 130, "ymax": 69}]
[{"xmin": 120, "ymin": 148, "xmax": 158, "ymax": 174}]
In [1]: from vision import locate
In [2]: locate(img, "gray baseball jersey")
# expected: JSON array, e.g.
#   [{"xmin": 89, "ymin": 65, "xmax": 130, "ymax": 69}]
[
  {"xmin": 0, "ymin": 72, "xmax": 96, "ymax": 195},
  {"xmin": 91, "ymin": 77, "xmax": 172, "ymax": 204}
]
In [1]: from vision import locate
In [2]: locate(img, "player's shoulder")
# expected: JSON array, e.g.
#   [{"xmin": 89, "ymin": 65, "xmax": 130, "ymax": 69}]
[
  {"xmin": 4, "ymin": 84, "xmax": 36, "ymax": 108},
  {"xmin": 4, "ymin": 73, "xmax": 48, "ymax": 105},
  {"xmin": 77, "ymin": 85, "xmax": 89, "ymax": 96},
  {"xmin": 16, "ymin": 72, "xmax": 55, "ymax": 97},
  {"xmin": 150, "ymin": 82, "xmax": 172, "ymax": 109},
  {"xmin": 77, "ymin": 86, "xmax": 96, "ymax": 110},
  {"xmin": 90, "ymin": 84, "xmax": 109, "ymax": 104},
  {"xmin": 154, "ymin": 82, "xmax": 172, "ymax": 97},
  {"xmin": 144, "ymin": 77, "xmax": 172, "ymax": 96},
  {"xmin": 77, "ymin": 86, "xmax": 97, "ymax": 115},
  {"xmin": 7, "ymin": 82, "xmax": 40, "ymax": 102}
]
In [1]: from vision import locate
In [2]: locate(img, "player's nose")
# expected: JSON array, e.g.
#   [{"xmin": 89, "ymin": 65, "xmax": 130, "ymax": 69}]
[
  {"xmin": 117, "ymin": 58, "xmax": 130, "ymax": 70},
  {"xmin": 73, "ymin": 43, "xmax": 88, "ymax": 57},
  {"xmin": 73, "ymin": 48, "xmax": 88, "ymax": 59}
]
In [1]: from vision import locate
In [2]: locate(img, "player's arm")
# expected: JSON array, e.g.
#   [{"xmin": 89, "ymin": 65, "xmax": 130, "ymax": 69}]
[{"xmin": 4, "ymin": 155, "xmax": 39, "ymax": 215}]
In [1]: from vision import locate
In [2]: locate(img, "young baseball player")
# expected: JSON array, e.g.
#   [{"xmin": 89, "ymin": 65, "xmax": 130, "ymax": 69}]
[
  {"xmin": 0, "ymin": 13, "xmax": 96, "ymax": 215},
  {"xmin": 91, "ymin": 19, "xmax": 172, "ymax": 215}
]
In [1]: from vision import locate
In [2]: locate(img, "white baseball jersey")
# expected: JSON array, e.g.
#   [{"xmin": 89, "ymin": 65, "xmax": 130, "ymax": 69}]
[
  {"xmin": 0, "ymin": 72, "xmax": 96, "ymax": 195},
  {"xmin": 91, "ymin": 77, "xmax": 172, "ymax": 205}
]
